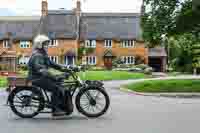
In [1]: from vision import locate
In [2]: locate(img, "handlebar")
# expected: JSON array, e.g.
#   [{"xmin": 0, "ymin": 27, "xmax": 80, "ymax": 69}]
[{"xmin": 62, "ymin": 65, "xmax": 86, "ymax": 73}]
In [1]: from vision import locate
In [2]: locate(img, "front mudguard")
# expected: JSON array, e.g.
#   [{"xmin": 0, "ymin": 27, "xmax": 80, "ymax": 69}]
[
  {"xmin": 79, "ymin": 82, "xmax": 105, "ymax": 95},
  {"xmin": 85, "ymin": 80, "xmax": 104, "ymax": 88}
]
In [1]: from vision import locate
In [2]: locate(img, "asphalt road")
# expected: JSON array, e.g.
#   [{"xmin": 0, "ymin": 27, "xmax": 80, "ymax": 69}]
[{"xmin": 1, "ymin": 80, "xmax": 200, "ymax": 133}]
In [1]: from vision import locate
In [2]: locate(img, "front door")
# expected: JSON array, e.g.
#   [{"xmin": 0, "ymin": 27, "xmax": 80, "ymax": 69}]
[
  {"xmin": 104, "ymin": 57, "xmax": 112, "ymax": 69},
  {"xmin": 65, "ymin": 56, "xmax": 74, "ymax": 65}
]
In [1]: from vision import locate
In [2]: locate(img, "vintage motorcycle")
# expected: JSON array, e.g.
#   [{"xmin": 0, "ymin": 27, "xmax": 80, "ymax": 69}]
[{"xmin": 7, "ymin": 66, "xmax": 110, "ymax": 118}]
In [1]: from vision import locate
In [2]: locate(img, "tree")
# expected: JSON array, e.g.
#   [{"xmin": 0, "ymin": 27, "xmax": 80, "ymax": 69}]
[
  {"xmin": 175, "ymin": 0, "xmax": 200, "ymax": 35},
  {"xmin": 168, "ymin": 33, "xmax": 194, "ymax": 72},
  {"xmin": 141, "ymin": 0, "xmax": 180, "ymax": 47},
  {"xmin": 141, "ymin": 0, "xmax": 200, "ymax": 73}
]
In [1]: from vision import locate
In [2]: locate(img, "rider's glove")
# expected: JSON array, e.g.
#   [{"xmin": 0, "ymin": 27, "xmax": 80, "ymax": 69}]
[{"xmin": 55, "ymin": 75, "xmax": 65, "ymax": 82}]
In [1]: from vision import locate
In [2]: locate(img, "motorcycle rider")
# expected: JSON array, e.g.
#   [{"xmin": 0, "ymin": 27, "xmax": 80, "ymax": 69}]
[{"xmin": 28, "ymin": 34, "xmax": 67, "ymax": 116}]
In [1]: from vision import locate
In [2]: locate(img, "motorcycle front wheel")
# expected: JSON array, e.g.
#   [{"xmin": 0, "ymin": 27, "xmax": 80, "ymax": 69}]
[{"xmin": 75, "ymin": 87, "xmax": 110, "ymax": 118}]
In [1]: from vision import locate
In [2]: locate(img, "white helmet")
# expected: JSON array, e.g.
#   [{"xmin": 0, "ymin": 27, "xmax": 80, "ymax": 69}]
[{"xmin": 33, "ymin": 34, "xmax": 50, "ymax": 49}]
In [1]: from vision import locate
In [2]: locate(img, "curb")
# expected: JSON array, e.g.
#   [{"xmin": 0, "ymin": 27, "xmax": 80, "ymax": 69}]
[{"xmin": 120, "ymin": 87, "xmax": 200, "ymax": 98}]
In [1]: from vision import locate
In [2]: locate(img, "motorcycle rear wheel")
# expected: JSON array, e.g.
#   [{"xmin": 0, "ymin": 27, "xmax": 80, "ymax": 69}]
[{"xmin": 8, "ymin": 87, "xmax": 45, "ymax": 118}]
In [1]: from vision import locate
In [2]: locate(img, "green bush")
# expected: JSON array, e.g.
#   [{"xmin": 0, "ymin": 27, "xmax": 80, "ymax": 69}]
[
  {"xmin": 144, "ymin": 67, "xmax": 153, "ymax": 74},
  {"xmin": 117, "ymin": 64, "xmax": 134, "ymax": 68},
  {"xmin": 135, "ymin": 55, "xmax": 145, "ymax": 65},
  {"xmin": 135, "ymin": 64, "xmax": 149, "ymax": 70},
  {"xmin": 18, "ymin": 65, "xmax": 28, "ymax": 71},
  {"xmin": 112, "ymin": 58, "xmax": 124, "ymax": 68},
  {"xmin": 89, "ymin": 66, "xmax": 106, "ymax": 71},
  {"xmin": 0, "ymin": 64, "xmax": 8, "ymax": 71}
]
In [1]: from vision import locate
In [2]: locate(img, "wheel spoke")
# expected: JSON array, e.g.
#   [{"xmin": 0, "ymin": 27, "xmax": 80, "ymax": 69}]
[
  {"xmin": 95, "ymin": 91, "xmax": 101, "ymax": 100},
  {"xmin": 82, "ymin": 103, "xmax": 90, "ymax": 110},
  {"xmin": 11, "ymin": 89, "xmax": 42, "ymax": 116},
  {"xmin": 15, "ymin": 95, "xmax": 23, "ymax": 102},
  {"xmin": 91, "ymin": 106, "xmax": 95, "ymax": 113},
  {"xmin": 94, "ymin": 104, "xmax": 102, "ymax": 111}
]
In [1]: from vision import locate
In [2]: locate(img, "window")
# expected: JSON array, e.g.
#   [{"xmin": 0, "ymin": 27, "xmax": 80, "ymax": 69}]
[
  {"xmin": 104, "ymin": 40, "xmax": 112, "ymax": 48},
  {"xmin": 18, "ymin": 56, "xmax": 30, "ymax": 65},
  {"xmin": 49, "ymin": 40, "xmax": 58, "ymax": 47},
  {"xmin": 49, "ymin": 56, "xmax": 58, "ymax": 63},
  {"xmin": 85, "ymin": 40, "xmax": 96, "ymax": 48},
  {"xmin": 122, "ymin": 56, "xmax": 135, "ymax": 64},
  {"xmin": 3, "ymin": 40, "xmax": 9, "ymax": 48},
  {"xmin": 121, "ymin": 40, "xmax": 134, "ymax": 48},
  {"xmin": 86, "ymin": 56, "xmax": 96, "ymax": 65},
  {"xmin": 20, "ymin": 41, "xmax": 30, "ymax": 48}
]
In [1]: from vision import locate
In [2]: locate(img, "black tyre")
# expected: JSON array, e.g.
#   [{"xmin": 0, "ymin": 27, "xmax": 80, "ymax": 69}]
[
  {"xmin": 8, "ymin": 87, "xmax": 45, "ymax": 118},
  {"xmin": 75, "ymin": 87, "xmax": 110, "ymax": 118}
]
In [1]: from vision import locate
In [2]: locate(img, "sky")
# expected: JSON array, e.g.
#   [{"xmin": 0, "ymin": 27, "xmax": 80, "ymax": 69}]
[{"xmin": 0, "ymin": 0, "xmax": 142, "ymax": 16}]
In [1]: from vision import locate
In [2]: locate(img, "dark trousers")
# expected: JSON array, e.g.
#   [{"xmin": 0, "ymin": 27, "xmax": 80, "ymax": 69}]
[{"xmin": 32, "ymin": 77, "xmax": 64, "ymax": 112}]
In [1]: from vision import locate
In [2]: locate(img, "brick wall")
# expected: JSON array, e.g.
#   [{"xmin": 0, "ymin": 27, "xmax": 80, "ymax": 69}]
[
  {"xmin": 0, "ymin": 39, "xmax": 148, "ymax": 67},
  {"xmin": 82, "ymin": 40, "xmax": 148, "ymax": 67}
]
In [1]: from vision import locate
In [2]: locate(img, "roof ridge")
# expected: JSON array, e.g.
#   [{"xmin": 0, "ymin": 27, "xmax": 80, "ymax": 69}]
[
  {"xmin": 82, "ymin": 12, "xmax": 140, "ymax": 17},
  {"xmin": 0, "ymin": 16, "xmax": 40, "ymax": 21}
]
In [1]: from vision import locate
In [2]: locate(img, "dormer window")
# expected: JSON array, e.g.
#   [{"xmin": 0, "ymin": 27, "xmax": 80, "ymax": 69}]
[
  {"xmin": 85, "ymin": 40, "xmax": 96, "ymax": 48},
  {"xmin": 20, "ymin": 41, "xmax": 30, "ymax": 48},
  {"xmin": 3, "ymin": 40, "xmax": 9, "ymax": 48},
  {"xmin": 121, "ymin": 40, "xmax": 134, "ymax": 48},
  {"xmin": 104, "ymin": 40, "xmax": 112, "ymax": 48}
]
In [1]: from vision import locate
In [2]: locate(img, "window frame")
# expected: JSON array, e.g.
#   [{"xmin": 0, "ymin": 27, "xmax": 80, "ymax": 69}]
[
  {"xmin": 49, "ymin": 56, "xmax": 58, "ymax": 63},
  {"xmin": 18, "ymin": 56, "xmax": 30, "ymax": 65},
  {"xmin": 49, "ymin": 39, "xmax": 58, "ymax": 47},
  {"xmin": 121, "ymin": 40, "xmax": 134, "ymax": 48},
  {"xmin": 85, "ymin": 40, "xmax": 96, "ymax": 48},
  {"xmin": 86, "ymin": 56, "xmax": 97, "ymax": 65},
  {"xmin": 104, "ymin": 40, "xmax": 112, "ymax": 48},
  {"xmin": 122, "ymin": 56, "xmax": 135, "ymax": 64},
  {"xmin": 3, "ymin": 40, "xmax": 9, "ymax": 48},
  {"xmin": 20, "ymin": 41, "xmax": 30, "ymax": 48}
]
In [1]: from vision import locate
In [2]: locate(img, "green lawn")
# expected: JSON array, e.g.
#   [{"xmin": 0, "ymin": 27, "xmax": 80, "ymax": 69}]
[
  {"xmin": 79, "ymin": 71, "xmax": 147, "ymax": 81},
  {"xmin": 0, "ymin": 71, "xmax": 147, "ymax": 88},
  {"xmin": 0, "ymin": 77, "xmax": 7, "ymax": 88},
  {"xmin": 125, "ymin": 79, "xmax": 200, "ymax": 93}
]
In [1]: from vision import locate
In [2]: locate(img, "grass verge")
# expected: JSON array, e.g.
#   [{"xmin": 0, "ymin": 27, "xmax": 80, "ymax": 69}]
[
  {"xmin": 125, "ymin": 79, "xmax": 200, "ymax": 93},
  {"xmin": 0, "ymin": 77, "xmax": 7, "ymax": 89},
  {"xmin": 79, "ymin": 71, "xmax": 147, "ymax": 81}
]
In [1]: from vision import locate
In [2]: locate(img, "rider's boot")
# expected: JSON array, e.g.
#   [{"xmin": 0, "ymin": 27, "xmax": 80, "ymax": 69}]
[{"xmin": 52, "ymin": 108, "xmax": 66, "ymax": 117}]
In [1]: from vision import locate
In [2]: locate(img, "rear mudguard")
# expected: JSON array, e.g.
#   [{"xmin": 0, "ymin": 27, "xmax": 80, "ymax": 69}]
[{"xmin": 7, "ymin": 86, "xmax": 44, "ymax": 110}]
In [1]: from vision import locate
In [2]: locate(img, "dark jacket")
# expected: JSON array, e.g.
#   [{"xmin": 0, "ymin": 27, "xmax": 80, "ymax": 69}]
[{"xmin": 28, "ymin": 49, "xmax": 63, "ymax": 81}]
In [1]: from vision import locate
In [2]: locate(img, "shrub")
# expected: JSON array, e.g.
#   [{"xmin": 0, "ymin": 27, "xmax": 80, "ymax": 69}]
[
  {"xmin": 89, "ymin": 66, "xmax": 106, "ymax": 71},
  {"xmin": 112, "ymin": 58, "xmax": 124, "ymax": 68},
  {"xmin": 18, "ymin": 65, "xmax": 28, "ymax": 71},
  {"xmin": 135, "ymin": 64, "xmax": 149, "ymax": 70},
  {"xmin": 129, "ymin": 67, "xmax": 143, "ymax": 72},
  {"xmin": 113, "ymin": 68, "xmax": 130, "ymax": 71},
  {"xmin": 135, "ymin": 55, "xmax": 145, "ymax": 65},
  {"xmin": 0, "ymin": 64, "xmax": 8, "ymax": 71},
  {"xmin": 144, "ymin": 67, "xmax": 153, "ymax": 75}
]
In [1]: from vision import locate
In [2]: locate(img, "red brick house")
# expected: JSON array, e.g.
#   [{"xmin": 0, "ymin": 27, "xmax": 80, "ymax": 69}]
[{"xmin": 0, "ymin": 0, "xmax": 166, "ymax": 72}]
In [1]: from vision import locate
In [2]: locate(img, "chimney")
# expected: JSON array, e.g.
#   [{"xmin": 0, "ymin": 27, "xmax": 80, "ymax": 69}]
[
  {"xmin": 42, "ymin": 0, "xmax": 48, "ymax": 16},
  {"xmin": 76, "ymin": 0, "xmax": 81, "ymax": 16}
]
